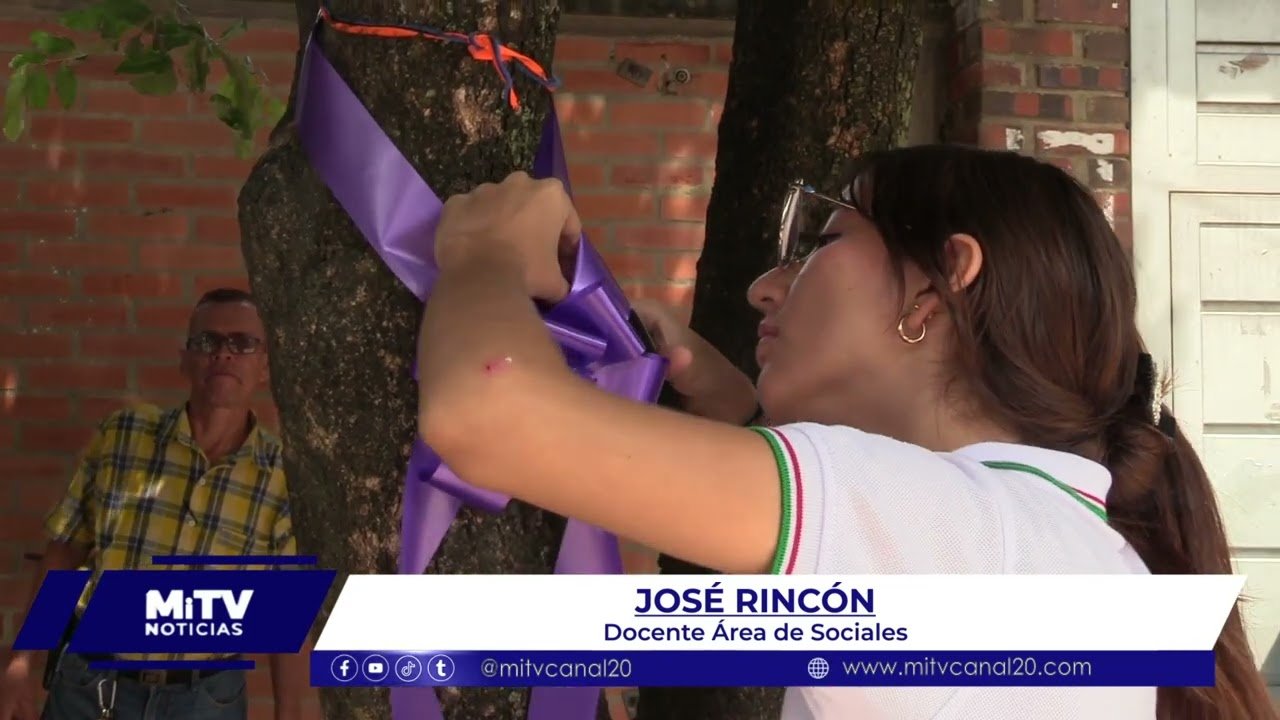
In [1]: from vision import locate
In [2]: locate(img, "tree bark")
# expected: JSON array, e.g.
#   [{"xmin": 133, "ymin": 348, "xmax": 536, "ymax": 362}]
[
  {"xmin": 236, "ymin": 2, "xmax": 610, "ymax": 719},
  {"xmin": 638, "ymin": 2, "xmax": 924, "ymax": 719}
]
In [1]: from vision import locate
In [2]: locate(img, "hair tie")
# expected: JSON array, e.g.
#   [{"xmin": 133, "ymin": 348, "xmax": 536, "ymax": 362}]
[{"xmin": 1136, "ymin": 352, "xmax": 1176, "ymax": 439}]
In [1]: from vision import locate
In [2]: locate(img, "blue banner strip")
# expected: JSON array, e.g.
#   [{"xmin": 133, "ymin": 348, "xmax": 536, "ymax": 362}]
[
  {"xmin": 87, "ymin": 659, "xmax": 256, "ymax": 671},
  {"xmin": 149, "ymin": 555, "xmax": 319, "ymax": 566},
  {"xmin": 310, "ymin": 650, "xmax": 1214, "ymax": 688},
  {"xmin": 13, "ymin": 570, "xmax": 90, "ymax": 651}
]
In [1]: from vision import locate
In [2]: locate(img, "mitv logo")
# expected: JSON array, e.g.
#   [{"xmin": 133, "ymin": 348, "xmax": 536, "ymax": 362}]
[{"xmin": 144, "ymin": 589, "xmax": 253, "ymax": 637}]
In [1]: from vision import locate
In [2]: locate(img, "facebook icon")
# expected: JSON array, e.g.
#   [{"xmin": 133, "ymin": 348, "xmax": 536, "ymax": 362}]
[
  {"xmin": 330, "ymin": 654, "xmax": 358, "ymax": 683},
  {"xmin": 427, "ymin": 654, "xmax": 455, "ymax": 682}
]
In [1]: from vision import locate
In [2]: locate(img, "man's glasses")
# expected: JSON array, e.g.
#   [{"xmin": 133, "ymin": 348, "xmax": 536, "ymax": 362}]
[
  {"xmin": 777, "ymin": 180, "xmax": 859, "ymax": 267},
  {"xmin": 185, "ymin": 331, "xmax": 263, "ymax": 355}
]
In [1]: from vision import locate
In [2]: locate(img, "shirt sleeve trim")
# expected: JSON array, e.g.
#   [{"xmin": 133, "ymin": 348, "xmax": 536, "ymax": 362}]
[{"xmin": 748, "ymin": 426, "xmax": 803, "ymax": 575}]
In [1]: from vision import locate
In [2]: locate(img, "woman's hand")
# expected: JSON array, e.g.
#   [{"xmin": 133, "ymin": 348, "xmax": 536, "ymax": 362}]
[
  {"xmin": 632, "ymin": 299, "xmax": 758, "ymax": 424},
  {"xmin": 434, "ymin": 171, "xmax": 580, "ymax": 302}
]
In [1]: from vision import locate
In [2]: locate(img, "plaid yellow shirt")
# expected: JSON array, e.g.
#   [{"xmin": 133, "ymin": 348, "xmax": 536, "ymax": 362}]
[{"xmin": 45, "ymin": 403, "xmax": 297, "ymax": 662}]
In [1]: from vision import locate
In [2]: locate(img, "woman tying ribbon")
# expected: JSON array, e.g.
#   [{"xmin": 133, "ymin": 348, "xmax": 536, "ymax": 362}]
[{"xmin": 415, "ymin": 145, "xmax": 1274, "ymax": 719}]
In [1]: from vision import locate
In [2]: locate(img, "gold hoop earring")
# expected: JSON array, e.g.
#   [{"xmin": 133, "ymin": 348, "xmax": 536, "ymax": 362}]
[{"xmin": 897, "ymin": 314, "xmax": 926, "ymax": 344}]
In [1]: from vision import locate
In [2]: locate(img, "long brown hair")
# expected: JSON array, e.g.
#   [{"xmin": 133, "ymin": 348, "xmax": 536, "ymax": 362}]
[{"xmin": 845, "ymin": 145, "xmax": 1274, "ymax": 719}]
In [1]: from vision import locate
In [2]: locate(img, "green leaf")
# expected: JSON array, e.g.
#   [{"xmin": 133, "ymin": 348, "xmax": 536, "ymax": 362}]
[
  {"xmin": 151, "ymin": 18, "xmax": 201, "ymax": 53},
  {"xmin": 129, "ymin": 67, "xmax": 177, "ymax": 95},
  {"xmin": 60, "ymin": 6, "xmax": 102, "ymax": 33},
  {"xmin": 101, "ymin": 0, "xmax": 152, "ymax": 25},
  {"xmin": 184, "ymin": 40, "xmax": 209, "ymax": 93},
  {"xmin": 30, "ymin": 30, "xmax": 76, "ymax": 56},
  {"xmin": 4, "ymin": 65, "xmax": 30, "ymax": 141},
  {"xmin": 99, "ymin": 16, "xmax": 134, "ymax": 41},
  {"xmin": 262, "ymin": 96, "xmax": 285, "ymax": 125},
  {"xmin": 24, "ymin": 68, "xmax": 49, "ymax": 108},
  {"xmin": 220, "ymin": 19, "xmax": 247, "ymax": 40},
  {"xmin": 53, "ymin": 65, "xmax": 77, "ymax": 109},
  {"xmin": 116, "ymin": 44, "xmax": 171, "ymax": 75},
  {"xmin": 9, "ymin": 51, "xmax": 46, "ymax": 69}
]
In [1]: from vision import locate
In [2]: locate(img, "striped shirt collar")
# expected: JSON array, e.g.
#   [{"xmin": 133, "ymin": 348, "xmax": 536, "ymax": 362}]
[{"xmin": 951, "ymin": 441, "xmax": 1113, "ymax": 508}]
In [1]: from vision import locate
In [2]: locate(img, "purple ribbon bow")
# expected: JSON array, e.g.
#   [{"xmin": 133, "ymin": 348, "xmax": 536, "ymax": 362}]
[{"xmin": 295, "ymin": 24, "xmax": 666, "ymax": 720}]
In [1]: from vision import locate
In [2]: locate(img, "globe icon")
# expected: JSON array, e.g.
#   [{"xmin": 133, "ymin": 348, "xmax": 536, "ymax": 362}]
[{"xmin": 807, "ymin": 657, "xmax": 830, "ymax": 680}]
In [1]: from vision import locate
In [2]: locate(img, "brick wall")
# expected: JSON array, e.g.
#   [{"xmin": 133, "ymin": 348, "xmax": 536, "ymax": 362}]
[{"xmin": 949, "ymin": 0, "xmax": 1131, "ymax": 246}]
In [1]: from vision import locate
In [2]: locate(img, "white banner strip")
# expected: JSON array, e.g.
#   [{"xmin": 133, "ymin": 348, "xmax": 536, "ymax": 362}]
[{"xmin": 314, "ymin": 575, "xmax": 1244, "ymax": 652}]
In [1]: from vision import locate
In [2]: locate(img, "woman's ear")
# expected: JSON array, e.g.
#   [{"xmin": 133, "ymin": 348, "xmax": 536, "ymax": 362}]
[{"xmin": 945, "ymin": 233, "xmax": 983, "ymax": 292}]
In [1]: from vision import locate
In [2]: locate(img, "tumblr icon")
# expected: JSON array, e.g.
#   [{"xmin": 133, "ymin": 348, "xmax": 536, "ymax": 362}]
[{"xmin": 427, "ymin": 654, "xmax": 455, "ymax": 682}]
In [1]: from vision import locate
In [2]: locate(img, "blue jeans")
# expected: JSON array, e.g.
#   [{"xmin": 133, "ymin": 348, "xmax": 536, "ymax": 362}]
[{"xmin": 41, "ymin": 654, "xmax": 247, "ymax": 720}]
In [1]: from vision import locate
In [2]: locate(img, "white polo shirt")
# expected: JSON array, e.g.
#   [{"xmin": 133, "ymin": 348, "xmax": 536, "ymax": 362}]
[{"xmin": 752, "ymin": 423, "xmax": 1157, "ymax": 720}]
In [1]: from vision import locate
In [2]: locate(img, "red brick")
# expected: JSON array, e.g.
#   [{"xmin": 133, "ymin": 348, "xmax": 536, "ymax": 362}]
[
  {"xmin": 137, "ymin": 183, "xmax": 237, "ymax": 210},
  {"xmin": 139, "ymin": 120, "xmax": 232, "ymax": 148},
  {"xmin": 0, "ymin": 211, "xmax": 77, "ymax": 237},
  {"xmin": 0, "ymin": 145, "xmax": 73, "ymax": 174},
  {"xmin": 979, "ymin": 123, "xmax": 1027, "ymax": 151},
  {"xmin": 561, "ymin": 67, "xmax": 650, "ymax": 94},
  {"xmin": 575, "ymin": 191, "xmax": 658, "ymax": 222},
  {"xmin": 78, "ymin": 395, "xmax": 132, "ymax": 420},
  {"xmin": 0, "ymin": 180, "xmax": 19, "ymax": 204},
  {"xmin": 602, "ymin": 251, "xmax": 657, "ymax": 280},
  {"xmin": 663, "ymin": 133, "xmax": 719, "ymax": 160},
  {"xmin": 0, "ymin": 332, "xmax": 72, "ymax": 358},
  {"xmin": 0, "ymin": 300, "xmax": 20, "ymax": 326},
  {"xmin": 0, "ymin": 271, "xmax": 72, "ymax": 296},
  {"xmin": 611, "ymin": 163, "xmax": 705, "ymax": 188},
  {"xmin": 554, "ymin": 36, "xmax": 615, "ymax": 63},
  {"xmin": 22, "ymin": 424, "xmax": 93, "ymax": 453},
  {"xmin": 615, "ymin": 42, "xmax": 712, "ymax": 66},
  {"xmin": 25, "ymin": 180, "xmax": 130, "ymax": 208},
  {"xmin": 562, "ymin": 129, "xmax": 660, "ymax": 157},
  {"xmin": 0, "ymin": 239, "xmax": 20, "ymax": 265},
  {"xmin": 80, "ymin": 85, "xmax": 191, "ymax": 115},
  {"xmin": 139, "ymin": 363, "xmax": 190, "ymax": 392},
  {"xmin": 27, "ymin": 301, "xmax": 128, "ymax": 328},
  {"xmin": 660, "ymin": 195, "xmax": 710, "ymax": 222},
  {"xmin": 1036, "ymin": 0, "xmax": 1127, "ymax": 25},
  {"xmin": 713, "ymin": 41, "xmax": 733, "ymax": 65},
  {"xmin": 81, "ymin": 333, "xmax": 182, "ymax": 358},
  {"xmin": 136, "ymin": 303, "xmax": 192, "ymax": 330},
  {"xmin": 981, "ymin": 27, "xmax": 1011, "ymax": 54},
  {"xmin": 616, "ymin": 225, "xmax": 705, "ymax": 250},
  {"xmin": 83, "ymin": 149, "xmax": 185, "ymax": 177},
  {"xmin": 138, "ymin": 242, "xmax": 244, "ymax": 271},
  {"xmin": 28, "ymin": 240, "xmax": 132, "ymax": 267},
  {"xmin": 192, "ymin": 274, "xmax": 250, "ymax": 295},
  {"xmin": 1009, "ymin": 28, "xmax": 1075, "ymax": 57},
  {"xmin": 24, "ymin": 363, "xmax": 128, "ymax": 390},
  {"xmin": 1085, "ymin": 95, "xmax": 1128, "ymax": 124},
  {"xmin": 87, "ymin": 212, "xmax": 190, "ymax": 241},
  {"xmin": 81, "ymin": 272, "xmax": 184, "ymax": 298},
  {"xmin": 193, "ymin": 156, "xmax": 256, "ymax": 181},
  {"xmin": 223, "ymin": 27, "xmax": 301, "ymax": 54},
  {"xmin": 17, "ymin": 478, "xmax": 69, "ymax": 514},
  {"xmin": 554, "ymin": 97, "xmax": 606, "ymax": 126},
  {"xmin": 567, "ymin": 163, "xmax": 606, "ymax": 189},
  {"xmin": 662, "ymin": 252, "xmax": 700, "ymax": 282},
  {"xmin": 28, "ymin": 116, "xmax": 135, "ymax": 144},
  {"xmin": 5, "ymin": 395, "xmax": 72, "ymax": 421},
  {"xmin": 610, "ymin": 100, "xmax": 712, "ymax": 129},
  {"xmin": 682, "ymin": 70, "xmax": 729, "ymax": 99},
  {"xmin": 0, "ymin": 454, "xmax": 68, "ymax": 485},
  {"xmin": 0, "ymin": 514, "xmax": 44, "ymax": 542},
  {"xmin": 0, "ymin": 20, "xmax": 60, "ymax": 46},
  {"xmin": 1083, "ymin": 32, "xmax": 1128, "ymax": 62},
  {"xmin": 195, "ymin": 216, "xmax": 241, "ymax": 244}
]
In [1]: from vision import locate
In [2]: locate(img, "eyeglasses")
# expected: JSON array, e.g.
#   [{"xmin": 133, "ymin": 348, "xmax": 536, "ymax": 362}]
[
  {"xmin": 777, "ymin": 180, "xmax": 860, "ymax": 267},
  {"xmin": 185, "ymin": 331, "xmax": 263, "ymax": 355}
]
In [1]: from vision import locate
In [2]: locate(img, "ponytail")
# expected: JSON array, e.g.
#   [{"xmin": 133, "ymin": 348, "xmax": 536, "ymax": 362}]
[{"xmin": 1105, "ymin": 396, "xmax": 1276, "ymax": 719}]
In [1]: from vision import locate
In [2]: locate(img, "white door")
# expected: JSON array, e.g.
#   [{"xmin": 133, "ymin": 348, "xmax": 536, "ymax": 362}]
[{"xmin": 1133, "ymin": 0, "xmax": 1280, "ymax": 704}]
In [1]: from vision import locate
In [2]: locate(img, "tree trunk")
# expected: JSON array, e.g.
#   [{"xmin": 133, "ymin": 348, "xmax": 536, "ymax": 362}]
[
  {"xmin": 236, "ymin": 2, "xmax": 610, "ymax": 719},
  {"xmin": 638, "ymin": 2, "xmax": 924, "ymax": 719}
]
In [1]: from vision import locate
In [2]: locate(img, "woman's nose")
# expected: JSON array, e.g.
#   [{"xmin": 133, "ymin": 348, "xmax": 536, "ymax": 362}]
[{"xmin": 747, "ymin": 264, "xmax": 795, "ymax": 313}]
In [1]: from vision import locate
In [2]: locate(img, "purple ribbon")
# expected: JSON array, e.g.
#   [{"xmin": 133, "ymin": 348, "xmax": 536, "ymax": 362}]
[{"xmin": 295, "ymin": 25, "xmax": 666, "ymax": 720}]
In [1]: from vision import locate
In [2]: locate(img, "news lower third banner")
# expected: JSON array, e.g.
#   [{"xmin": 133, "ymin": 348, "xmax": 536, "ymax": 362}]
[
  {"xmin": 310, "ymin": 575, "xmax": 1242, "ymax": 688},
  {"xmin": 15, "ymin": 570, "xmax": 1242, "ymax": 685}
]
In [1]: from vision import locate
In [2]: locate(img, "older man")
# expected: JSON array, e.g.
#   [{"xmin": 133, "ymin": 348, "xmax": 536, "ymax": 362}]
[{"xmin": 0, "ymin": 288, "xmax": 308, "ymax": 720}]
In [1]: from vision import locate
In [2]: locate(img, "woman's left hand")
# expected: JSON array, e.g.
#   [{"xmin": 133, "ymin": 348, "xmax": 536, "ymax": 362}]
[{"xmin": 434, "ymin": 171, "xmax": 581, "ymax": 302}]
